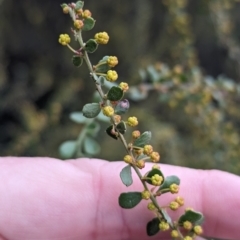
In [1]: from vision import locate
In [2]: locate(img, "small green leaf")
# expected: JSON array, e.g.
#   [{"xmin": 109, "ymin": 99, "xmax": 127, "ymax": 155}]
[
  {"xmin": 95, "ymin": 56, "xmax": 110, "ymax": 73},
  {"xmin": 86, "ymin": 121, "xmax": 100, "ymax": 137},
  {"xmin": 95, "ymin": 64, "xmax": 110, "ymax": 73},
  {"xmin": 106, "ymin": 125, "xmax": 118, "ymax": 140},
  {"xmin": 158, "ymin": 175, "xmax": 180, "ymax": 193},
  {"xmin": 133, "ymin": 131, "xmax": 152, "ymax": 147},
  {"xmin": 82, "ymin": 17, "xmax": 95, "ymax": 31},
  {"xmin": 107, "ymin": 86, "xmax": 124, "ymax": 101},
  {"xmin": 145, "ymin": 169, "xmax": 164, "ymax": 185},
  {"xmin": 72, "ymin": 55, "xmax": 83, "ymax": 67},
  {"xmin": 178, "ymin": 210, "xmax": 204, "ymax": 225},
  {"xmin": 146, "ymin": 218, "xmax": 160, "ymax": 236},
  {"xmin": 116, "ymin": 121, "xmax": 127, "ymax": 134},
  {"xmin": 83, "ymin": 136, "xmax": 100, "ymax": 155},
  {"xmin": 61, "ymin": 3, "xmax": 68, "ymax": 8},
  {"xmin": 118, "ymin": 192, "xmax": 142, "ymax": 209},
  {"xmin": 120, "ymin": 165, "xmax": 133, "ymax": 187},
  {"xmin": 69, "ymin": 112, "xmax": 86, "ymax": 124},
  {"xmin": 75, "ymin": 1, "xmax": 84, "ymax": 10},
  {"xmin": 95, "ymin": 76, "xmax": 106, "ymax": 86},
  {"xmin": 59, "ymin": 140, "xmax": 76, "ymax": 159},
  {"xmin": 85, "ymin": 39, "xmax": 98, "ymax": 53},
  {"xmin": 115, "ymin": 99, "xmax": 130, "ymax": 115},
  {"xmin": 82, "ymin": 103, "xmax": 101, "ymax": 118}
]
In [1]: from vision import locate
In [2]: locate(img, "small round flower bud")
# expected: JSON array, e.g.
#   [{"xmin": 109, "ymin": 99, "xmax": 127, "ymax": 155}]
[
  {"xmin": 106, "ymin": 70, "xmax": 118, "ymax": 82},
  {"xmin": 127, "ymin": 116, "xmax": 138, "ymax": 127},
  {"xmin": 113, "ymin": 115, "xmax": 121, "ymax": 123},
  {"xmin": 82, "ymin": 9, "xmax": 92, "ymax": 18},
  {"xmin": 169, "ymin": 183, "xmax": 179, "ymax": 193},
  {"xmin": 74, "ymin": 19, "xmax": 84, "ymax": 29},
  {"xmin": 136, "ymin": 159, "xmax": 145, "ymax": 169},
  {"xmin": 193, "ymin": 225, "xmax": 203, "ymax": 235},
  {"xmin": 94, "ymin": 31, "xmax": 109, "ymax": 44},
  {"xmin": 107, "ymin": 56, "xmax": 118, "ymax": 67},
  {"xmin": 75, "ymin": 8, "xmax": 83, "ymax": 15},
  {"xmin": 175, "ymin": 196, "xmax": 184, "ymax": 206},
  {"xmin": 102, "ymin": 106, "xmax": 114, "ymax": 117},
  {"xmin": 171, "ymin": 230, "xmax": 179, "ymax": 238},
  {"xmin": 183, "ymin": 221, "xmax": 193, "ymax": 230},
  {"xmin": 152, "ymin": 164, "xmax": 160, "ymax": 170},
  {"xmin": 143, "ymin": 145, "xmax": 153, "ymax": 155},
  {"xmin": 185, "ymin": 207, "xmax": 194, "ymax": 212},
  {"xmin": 62, "ymin": 6, "xmax": 69, "ymax": 14},
  {"xmin": 151, "ymin": 174, "xmax": 163, "ymax": 186},
  {"xmin": 184, "ymin": 236, "xmax": 192, "ymax": 240},
  {"xmin": 58, "ymin": 34, "xmax": 71, "ymax": 45},
  {"xmin": 169, "ymin": 201, "xmax": 179, "ymax": 210},
  {"xmin": 147, "ymin": 202, "xmax": 156, "ymax": 211},
  {"xmin": 133, "ymin": 148, "xmax": 143, "ymax": 155},
  {"xmin": 132, "ymin": 130, "xmax": 140, "ymax": 139},
  {"xmin": 159, "ymin": 221, "xmax": 170, "ymax": 231},
  {"xmin": 150, "ymin": 151, "xmax": 160, "ymax": 162},
  {"xmin": 119, "ymin": 82, "xmax": 129, "ymax": 92},
  {"xmin": 123, "ymin": 155, "xmax": 133, "ymax": 164},
  {"xmin": 141, "ymin": 190, "xmax": 151, "ymax": 200}
]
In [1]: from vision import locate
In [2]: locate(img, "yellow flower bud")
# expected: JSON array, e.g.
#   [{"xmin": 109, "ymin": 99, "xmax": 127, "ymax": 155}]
[
  {"xmin": 171, "ymin": 230, "xmax": 179, "ymax": 238},
  {"xmin": 169, "ymin": 183, "xmax": 179, "ymax": 193},
  {"xmin": 151, "ymin": 174, "xmax": 163, "ymax": 186},
  {"xmin": 183, "ymin": 221, "xmax": 193, "ymax": 230},
  {"xmin": 143, "ymin": 145, "xmax": 153, "ymax": 155},
  {"xmin": 185, "ymin": 207, "xmax": 194, "ymax": 212},
  {"xmin": 94, "ymin": 31, "xmax": 109, "ymax": 44},
  {"xmin": 63, "ymin": 6, "xmax": 69, "ymax": 14},
  {"xmin": 75, "ymin": 8, "xmax": 83, "ymax": 15},
  {"xmin": 141, "ymin": 190, "xmax": 150, "ymax": 200},
  {"xmin": 106, "ymin": 70, "xmax": 118, "ymax": 82},
  {"xmin": 119, "ymin": 82, "xmax": 129, "ymax": 92},
  {"xmin": 123, "ymin": 155, "xmax": 133, "ymax": 164},
  {"xmin": 169, "ymin": 201, "xmax": 179, "ymax": 210},
  {"xmin": 107, "ymin": 56, "xmax": 118, "ymax": 67},
  {"xmin": 175, "ymin": 196, "xmax": 184, "ymax": 206},
  {"xmin": 102, "ymin": 106, "xmax": 114, "ymax": 117},
  {"xmin": 113, "ymin": 115, "xmax": 121, "ymax": 123},
  {"xmin": 132, "ymin": 130, "xmax": 140, "ymax": 139},
  {"xmin": 127, "ymin": 116, "xmax": 138, "ymax": 127},
  {"xmin": 193, "ymin": 225, "xmax": 203, "ymax": 235},
  {"xmin": 184, "ymin": 237, "xmax": 193, "ymax": 240},
  {"xmin": 82, "ymin": 9, "xmax": 92, "ymax": 18},
  {"xmin": 133, "ymin": 148, "xmax": 143, "ymax": 155},
  {"xmin": 159, "ymin": 221, "xmax": 170, "ymax": 231},
  {"xmin": 58, "ymin": 34, "xmax": 71, "ymax": 45},
  {"xmin": 147, "ymin": 202, "xmax": 156, "ymax": 211},
  {"xmin": 74, "ymin": 19, "xmax": 84, "ymax": 29},
  {"xmin": 136, "ymin": 159, "xmax": 145, "ymax": 169},
  {"xmin": 152, "ymin": 164, "xmax": 160, "ymax": 170},
  {"xmin": 150, "ymin": 151, "xmax": 160, "ymax": 163}
]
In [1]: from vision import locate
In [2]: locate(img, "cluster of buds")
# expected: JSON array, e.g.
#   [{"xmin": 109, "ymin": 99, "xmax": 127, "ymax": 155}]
[
  {"xmin": 95, "ymin": 56, "xmax": 118, "ymax": 82},
  {"xmin": 94, "ymin": 32, "xmax": 109, "ymax": 44},
  {"xmin": 61, "ymin": 2, "xmax": 92, "ymax": 30}
]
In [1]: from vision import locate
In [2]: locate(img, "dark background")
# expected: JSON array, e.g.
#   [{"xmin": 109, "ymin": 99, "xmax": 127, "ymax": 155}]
[{"xmin": 1, "ymin": 0, "xmax": 240, "ymax": 174}]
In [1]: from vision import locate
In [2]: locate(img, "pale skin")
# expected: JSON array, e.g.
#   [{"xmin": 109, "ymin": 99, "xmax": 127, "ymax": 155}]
[{"xmin": 0, "ymin": 157, "xmax": 239, "ymax": 240}]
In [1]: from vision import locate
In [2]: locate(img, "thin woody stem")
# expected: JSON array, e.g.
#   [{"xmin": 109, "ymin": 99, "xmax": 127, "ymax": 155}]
[{"xmin": 74, "ymin": 27, "xmax": 184, "ymax": 240}]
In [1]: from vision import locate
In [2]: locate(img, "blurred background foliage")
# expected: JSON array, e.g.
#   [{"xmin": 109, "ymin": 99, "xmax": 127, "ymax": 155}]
[{"xmin": 1, "ymin": 0, "xmax": 240, "ymax": 175}]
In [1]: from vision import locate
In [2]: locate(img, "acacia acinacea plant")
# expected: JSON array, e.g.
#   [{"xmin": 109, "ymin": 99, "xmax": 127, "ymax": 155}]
[{"xmin": 58, "ymin": 1, "xmax": 204, "ymax": 239}]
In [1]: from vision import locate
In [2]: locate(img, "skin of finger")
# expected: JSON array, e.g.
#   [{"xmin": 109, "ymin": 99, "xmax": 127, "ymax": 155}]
[{"xmin": 0, "ymin": 157, "xmax": 239, "ymax": 240}]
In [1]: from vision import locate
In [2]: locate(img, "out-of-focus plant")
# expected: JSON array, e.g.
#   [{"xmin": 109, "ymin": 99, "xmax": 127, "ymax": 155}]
[{"xmin": 129, "ymin": 62, "xmax": 240, "ymax": 174}]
